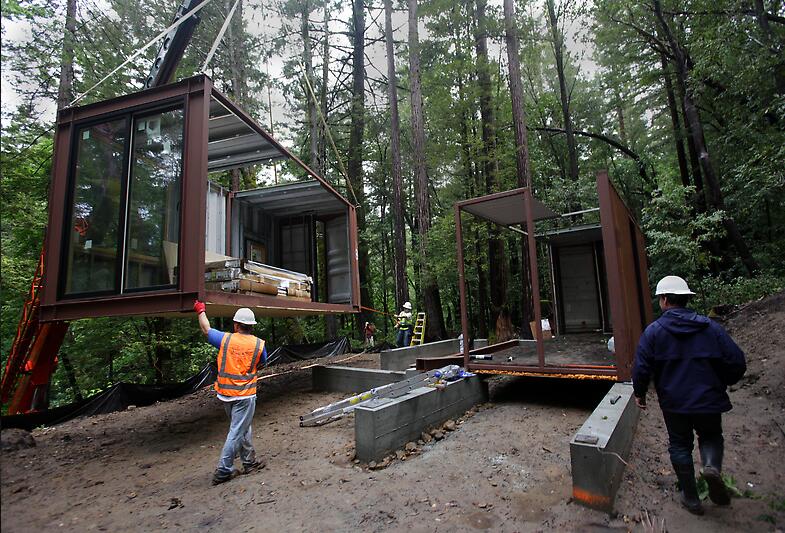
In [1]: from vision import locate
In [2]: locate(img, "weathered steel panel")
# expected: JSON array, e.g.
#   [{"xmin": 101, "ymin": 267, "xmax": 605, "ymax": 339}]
[{"xmin": 597, "ymin": 170, "xmax": 651, "ymax": 381}]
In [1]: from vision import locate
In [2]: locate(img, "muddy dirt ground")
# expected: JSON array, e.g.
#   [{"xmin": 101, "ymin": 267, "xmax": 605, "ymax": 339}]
[{"xmin": 1, "ymin": 293, "xmax": 783, "ymax": 532}]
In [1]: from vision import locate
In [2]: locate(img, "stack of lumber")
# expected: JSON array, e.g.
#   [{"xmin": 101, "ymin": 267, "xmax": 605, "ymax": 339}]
[{"xmin": 204, "ymin": 259, "xmax": 312, "ymax": 301}]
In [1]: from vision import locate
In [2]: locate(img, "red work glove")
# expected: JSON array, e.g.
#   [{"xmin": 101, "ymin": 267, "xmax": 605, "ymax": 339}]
[{"xmin": 193, "ymin": 300, "xmax": 206, "ymax": 315}]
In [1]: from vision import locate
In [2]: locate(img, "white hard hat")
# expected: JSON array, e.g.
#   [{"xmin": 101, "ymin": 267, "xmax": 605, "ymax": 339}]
[
  {"xmin": 403, "ymin": 301, "xmax": 412, "ymax": 310},
  {"xmin": 655, "ymin": 276, "xmax": 695, "ymax": 296},
  {"xmin": 233, "ymin": 307, "xmax": 257, "ymax": 325}
]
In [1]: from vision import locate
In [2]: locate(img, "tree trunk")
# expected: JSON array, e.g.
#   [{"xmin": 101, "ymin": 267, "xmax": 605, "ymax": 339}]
[
  {"xmin": 753, "ymin": 0, "xmax": 785, "ymax": 94},
  {"xmin": 457, "ymin": 74, "xmax": 489, "ymax": 339},
  {"xmin": 302, "ymin": 0, "xmax": 320, "ymax": 169},
  {"xmin": 503, "ymin": 0, "xmax": 533, "ymax": 339},
  {"xmin": 660, "ymin": 53, "xmax": 690, "ymax": 189},
  {"xmin": 545, "ymin": 0, "xmax": 579, "ymax": 187},
  {"xmin": 475, "ymin": 0, "xmax": 511, "ymax": 341},
  {"xmin": 348, "ymin": 0, "xmax": 372, "ymax": 334},
  {"xmin": 227, "ymin": 0, "xmax": 246, "ymax": 191},
  {"xmin": 409, "ymin": 0, "xmax": 446, "ymax": 341},
  {"xmin": 320, "ymin": 3, "xmax": 336, "ymax": 339},
  {"xmin": 57, "ymin": 0, "xmax": 77, "ymax": 110},
  {"xmin": 385, "ymin": 0, "xmax": 409, "ymax": 309},
  {"xmin": 59, "ymin": 349, "xmax": 83, "ymax": 402},
  {"xmin": 653, "ymin": 0, "xmax": 759, "ymax": 276},
  {"xmin": 319, "ymin": 2, "xmax": 330, "ymax": 177}
]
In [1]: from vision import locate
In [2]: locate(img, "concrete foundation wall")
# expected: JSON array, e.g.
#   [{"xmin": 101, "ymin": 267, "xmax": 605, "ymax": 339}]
[
  {"xmin": 570, "ymin": 383, "xmax": 640, "ymax": 513},
  {"xmin": 380, "ymin": 338, "xmax": 489, "ymax": 371},
  {"xmin": 312, "ymin": 366, "xmax": 407, "ymax": 394},
  {"xmin": 354, "ymin": 376, "xmax": 488, "ymax": 462}
]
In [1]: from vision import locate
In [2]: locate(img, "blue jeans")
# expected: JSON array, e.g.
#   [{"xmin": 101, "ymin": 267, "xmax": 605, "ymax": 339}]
[
  {"xmin": 662, "ymin": 411, "xmax": 723, "ymax": 466},
  {"xmin": 217, "ymin": 396, "xmax": 257, "ymax": 474},
  {"xmin": 396, "ymin": 328, "xmax": 412, "ymax": 348}
]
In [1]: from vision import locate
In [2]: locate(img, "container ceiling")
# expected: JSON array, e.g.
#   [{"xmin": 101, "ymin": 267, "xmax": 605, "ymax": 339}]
[
  {"xmin": 234, "ymin": 180, "xmax": 347, "ymax": 217},
  {"xmin": 541, "ymin": 224, "xmax": 603, "ymax": 245},
  {"xmin": 460, "ymin": 189, "xmax": 558, "ymax": 226},
  {"xmin": 208, "ymin": 97, "xmax": 286, "ymax": 172}
]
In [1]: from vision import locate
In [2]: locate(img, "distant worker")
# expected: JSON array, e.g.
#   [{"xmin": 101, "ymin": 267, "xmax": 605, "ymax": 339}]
[
  {"xmin": 363, "ymin": 321, "xmax": 376, "ymax": 348},
  {"xmin": 395, "ymin": 301, "xmax": 414, "ymax": 348},
  {"xmin": 632, "ymin": 276, "xmax": 746, "ymax": 515},
  {"xmin": 194, "ymin": 300, "xmax": 267, "ymax": 485}
]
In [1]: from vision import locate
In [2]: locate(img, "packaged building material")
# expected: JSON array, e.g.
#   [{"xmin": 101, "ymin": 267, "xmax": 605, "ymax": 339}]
[{"xmin": 205, "ymin": 258, "xmax": 312, "ymax": 301}]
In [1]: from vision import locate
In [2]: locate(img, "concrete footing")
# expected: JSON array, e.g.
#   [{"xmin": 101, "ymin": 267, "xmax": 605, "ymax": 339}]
[
  {"xmin": 380, "ymin": 338, "xmax": 488, "ymax": 371},
  {"xmin": 570, "ymin": 383, "xmax": 640, "ymax": 513},
  {"xmin": 354, "ymin": 376, "xmax": 488, "ymax": 462},
  {"xmin": 312, "ymin": 366, "xmax": 416, "ymax": 394}
]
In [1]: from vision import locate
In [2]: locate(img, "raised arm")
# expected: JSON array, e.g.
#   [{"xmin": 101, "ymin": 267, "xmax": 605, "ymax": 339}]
[{"xmin": 194, "ymin": 300, "xmax": 210, "ymax": 336}]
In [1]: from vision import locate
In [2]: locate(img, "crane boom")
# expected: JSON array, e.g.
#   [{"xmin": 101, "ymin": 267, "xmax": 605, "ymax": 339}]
[{"xmin": 145, "ymin": 0, "xmax": 204, "ymax": 89}]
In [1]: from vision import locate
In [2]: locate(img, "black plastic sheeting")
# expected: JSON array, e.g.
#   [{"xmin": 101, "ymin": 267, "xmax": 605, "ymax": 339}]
[
  {"xmin": 266, "ymin": 337, "xmax": 350, "ymax": 365},
  {"xmin": 1, "ymin": 337, "xmax": 352, "ymax": 431},
  {"xmin": 1, "ymin": 363, "xmax": 217, "ymax": 431}
]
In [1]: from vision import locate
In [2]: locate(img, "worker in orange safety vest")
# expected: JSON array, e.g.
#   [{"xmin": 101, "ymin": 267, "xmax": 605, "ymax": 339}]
[{"xmin": 194, "ymin": 300, "xmax": 267, "ymax": 485}]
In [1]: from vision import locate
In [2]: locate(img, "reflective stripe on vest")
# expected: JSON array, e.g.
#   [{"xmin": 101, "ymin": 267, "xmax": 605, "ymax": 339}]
[{"xmin": 215, "ymin": 333, "xmax": 264, "ymax": 397}]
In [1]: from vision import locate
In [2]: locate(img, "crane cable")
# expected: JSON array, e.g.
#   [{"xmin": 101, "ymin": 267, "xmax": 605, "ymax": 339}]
[
  {"xmin": 200, "ymin": 0, "xmax": 241, "ymax": 73},
  {"xmin": 298, "ymin": 61, "xmax": 359, "ymax": 207},
  {"xmin": 69, "ymin": 0, "xmax": 213, "ymax": 107}
]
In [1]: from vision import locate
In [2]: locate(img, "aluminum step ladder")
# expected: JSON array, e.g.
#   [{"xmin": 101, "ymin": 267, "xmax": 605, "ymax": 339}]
[{"xmin": 409, "ymin": 312, "xmax": 426, "ymax": 346}]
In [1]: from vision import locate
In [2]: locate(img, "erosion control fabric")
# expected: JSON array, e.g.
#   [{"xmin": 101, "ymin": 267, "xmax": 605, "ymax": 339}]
[
  {"xmin": 1, "ymin": 363, "xmax": 218, "ymax": 431},
  {"xmin": 2, "ymin": 337, "xmax": 350, "ymax": 430},
  {"xmin": 265, "ymin": 337, "xmax": 350, "ymax": 365}
]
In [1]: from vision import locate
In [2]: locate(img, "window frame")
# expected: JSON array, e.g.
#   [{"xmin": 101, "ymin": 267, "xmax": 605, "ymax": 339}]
[
  {"xmin": 121, "ymin": 104, "xmax": 186, "ymax": 294},
  {"xmin": 58, "ymin": 98, "xmax": 186, "ymax": 300}
]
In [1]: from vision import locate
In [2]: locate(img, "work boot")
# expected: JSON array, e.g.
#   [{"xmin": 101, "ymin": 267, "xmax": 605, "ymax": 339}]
[
  {"xmin": 212, "ymin": 467, "xmax": 240, "ymax": 486},
  {"xmin": 242, "ymin": 458, "xmax": 266, "ymax": 474},
  {"xmin": 700, "ymin": 441, "xmax": 731, "ymax": 506},
  {"xmin": 673, "ymin": 463, "xmax": 705, "ymax": 515}
]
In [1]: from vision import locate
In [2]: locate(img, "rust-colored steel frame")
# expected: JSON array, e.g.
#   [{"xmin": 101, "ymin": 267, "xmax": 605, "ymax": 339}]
[
  {"xmin": 41, "ymin": 75, "xmax": 360, "ymax": 322},
  {"xmin": 454, "ymin": 173, "xmax": 651, "ymax": 381}
]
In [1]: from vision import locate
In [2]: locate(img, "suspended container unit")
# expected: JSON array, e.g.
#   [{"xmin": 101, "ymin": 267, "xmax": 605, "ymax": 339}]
[
  {"xmin": 40, "ymin": 75, "xmax": 360, "ymax": 321},
  {"xmin": 452, "ymin": 171, "xmax": 652, "ymax": 381}
]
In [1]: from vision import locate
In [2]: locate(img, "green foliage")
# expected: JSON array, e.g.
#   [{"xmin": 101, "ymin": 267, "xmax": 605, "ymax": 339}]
[
  {"xmin": 642, "ymin": 183, "xmax": 725, "ymax": 283},
  {"xmin": 771, "ymin": 496, "xmax": 785, "ymax": 512},
  {"xmin": 691, "ymin": 273, "xmax": 785, "ymax": 313}
]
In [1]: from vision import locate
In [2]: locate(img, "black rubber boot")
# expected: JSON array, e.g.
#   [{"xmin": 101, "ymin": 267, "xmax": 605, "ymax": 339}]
[
  {"xmin": 700, "ymin": 440, "xmax": 730, "ymax": 505},
  {"xmin": 674, "ymin": 463, "xmax": 705, "ymax": 515}
]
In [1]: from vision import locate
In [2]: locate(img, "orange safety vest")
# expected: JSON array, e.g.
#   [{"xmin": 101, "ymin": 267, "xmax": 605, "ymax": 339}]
[{"xmin": 214, "ymin": 333, "xmax": 265, "ymax": 398}]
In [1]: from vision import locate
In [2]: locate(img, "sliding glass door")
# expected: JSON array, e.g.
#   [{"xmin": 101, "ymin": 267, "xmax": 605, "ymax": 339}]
[{"xmin": 61, "ymin": 104, "xmax": 184, "ymax": 297}]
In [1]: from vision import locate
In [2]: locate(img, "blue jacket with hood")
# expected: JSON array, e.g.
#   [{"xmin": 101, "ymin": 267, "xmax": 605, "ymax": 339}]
[{"xmin": 632, "ymin": 307, "xmax": 746, "ymax": 413}]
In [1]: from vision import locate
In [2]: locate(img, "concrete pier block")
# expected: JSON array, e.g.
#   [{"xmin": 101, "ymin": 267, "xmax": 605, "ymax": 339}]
[
  {"xmin": 354, "ymin": 376, "xmax": 488, "ymax": 462},
  {"xmin": 570, "ymin": 382, "xmax": 640, "ymax": 513},
  {"xmin": 312, "ymin": 366, "xmax": 406, "ymax": 393}
]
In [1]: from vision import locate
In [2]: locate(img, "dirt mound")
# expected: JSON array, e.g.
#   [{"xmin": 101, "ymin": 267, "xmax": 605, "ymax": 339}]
[
  {"xmin": 722, "ymin": 290, "xmax": 785, "ymax": 404},
  {"xmin": 0, "ymin": 429, "xmax": 35, "ymax": 452}
]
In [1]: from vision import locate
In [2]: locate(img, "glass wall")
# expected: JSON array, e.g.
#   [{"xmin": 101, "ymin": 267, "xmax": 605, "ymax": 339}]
[
  {"xmin": 124, "ymin": 109, "xmax": 184, "ymax": 290},
  {"xmin": 62, "ymin": 104, "xmax": 184, "ymax": 297},
  {"xmin": 63, "ymin": 119, "xmax": 128, "ymax": 295}
]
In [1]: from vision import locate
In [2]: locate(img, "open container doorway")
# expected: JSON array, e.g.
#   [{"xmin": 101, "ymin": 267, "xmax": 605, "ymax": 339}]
[{"xmin": 454, "ymin": 171, "xmax": 652, "ymax": 381}]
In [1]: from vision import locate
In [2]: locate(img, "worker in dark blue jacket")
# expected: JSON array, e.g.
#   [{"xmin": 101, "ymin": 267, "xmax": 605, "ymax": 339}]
[{"xmin": 633, "ymin": 276, "xmax": 746, "ymax": 516}]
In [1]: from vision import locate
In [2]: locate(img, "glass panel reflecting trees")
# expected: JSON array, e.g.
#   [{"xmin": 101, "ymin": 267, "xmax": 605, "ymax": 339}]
[
  {"xmin": 64, "ymin": 119, "xmax": 127, "ymax": 295},
  {"xmin": 124, "ymin": 109, "xmax": 184, "ymax": 290}
]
